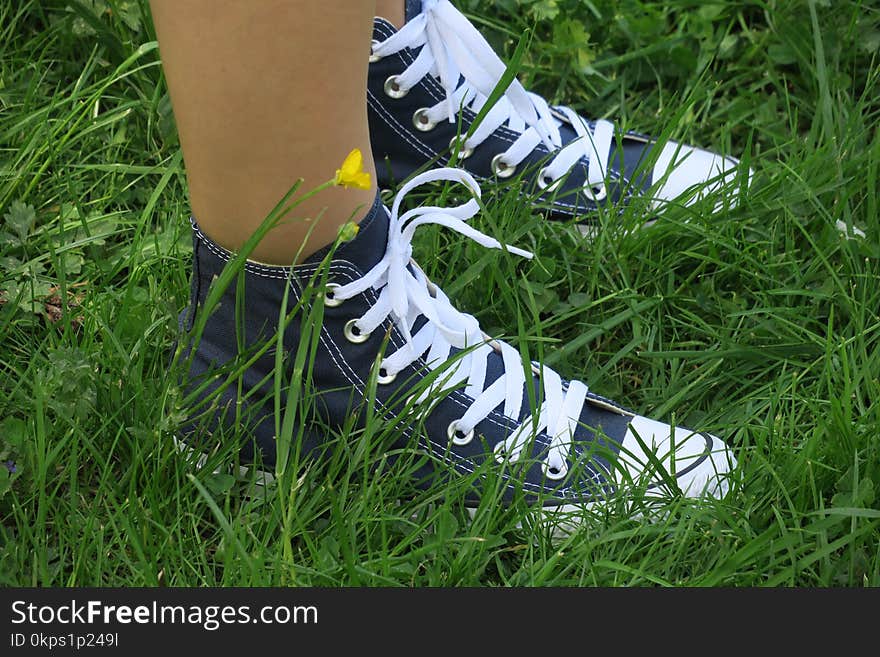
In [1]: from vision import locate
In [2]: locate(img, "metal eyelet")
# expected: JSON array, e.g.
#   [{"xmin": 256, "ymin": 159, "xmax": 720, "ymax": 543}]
[
  {"xmin": 448, "ymin": 136, "xmax": 473, "ymax": 160},
  {"xmin": 537, "ymin": 167, "xmax": 561, "ymax": 192},
  {"xmin": 403, "ymin": 393, "xmax": 427, "ymax": 416},
  {"xmin": 377, "ymin": 367, "xmax": 397, "ymax": 385},
  {"xmin": 493, "ymin": 441, "xmax": 510, "ymax": 463},
  {"xmin": 369, "ymin": 39, "xmax": 382, "ymax": 63},
  {"xmin": 323, "ymin": 283, "xmax": 343, "ymax": 308},
  {"xmin": 384, "ymin": 75, "xmax": 408, "ymax": 99},
  {"xmin": 543, "ymin": 459, "xmax": 568, "ymax": 481},
  {"xmin": 491, "ymin": 153, "xmax": 516, "ymax": 178},
  {"xmin": 588, "ymin": 182, "xmax": 607, "ymax": 202},
  {"xmin": 343, "ymin": 319, "xmax": 370, "ymax": 344},
  {"xmin": 447, "ymin": 421, "xmax": 474, "ymax": 446},
  {"xmin": 412, "ymin": 108, "xmax": 436, "ymax": 132}
]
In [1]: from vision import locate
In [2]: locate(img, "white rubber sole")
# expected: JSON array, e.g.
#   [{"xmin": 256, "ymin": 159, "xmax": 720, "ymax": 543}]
[
  {"xmin": 173, "ymin": 436, "xmax": 276, "ymax": 487},
  {"xmin": 174, "ymin": 435, "xmax": 732, "ymax": 539}
]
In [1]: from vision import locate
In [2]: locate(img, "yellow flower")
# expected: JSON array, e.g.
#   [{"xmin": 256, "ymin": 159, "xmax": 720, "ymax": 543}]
[{"xmin": 334, "ymin": 148, "xmax": 372, "ymax": 190}]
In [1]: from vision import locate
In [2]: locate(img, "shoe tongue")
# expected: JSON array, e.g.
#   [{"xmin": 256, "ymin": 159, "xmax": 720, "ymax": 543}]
[
  {"xmin": 305, "ymin": 191, "xmax": 390, "ymax": 275},
  {"xmin": 404, "ymin": 0, "xmax": 426, "ymax": 22}
]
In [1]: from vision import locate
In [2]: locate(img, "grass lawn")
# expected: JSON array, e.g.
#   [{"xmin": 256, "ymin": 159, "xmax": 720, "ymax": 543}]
[{"xmin": 1, "ymin": 0, "xmax": 878, "ymax": 587}]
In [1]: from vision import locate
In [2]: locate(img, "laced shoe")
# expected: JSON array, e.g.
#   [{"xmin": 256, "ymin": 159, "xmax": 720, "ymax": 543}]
[
  {"xmin": 176, "ymin": 168, "xmax": 736, "ymax": 522},
  {"xmin": 368, "ymin": 0, "xmax": 750, "ymax": 224}
]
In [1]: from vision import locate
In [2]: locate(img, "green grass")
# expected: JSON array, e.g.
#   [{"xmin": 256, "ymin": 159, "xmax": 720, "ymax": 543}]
[{"xmin": 1, "ymin": 0, "xmax": 878, "ymax": 587}]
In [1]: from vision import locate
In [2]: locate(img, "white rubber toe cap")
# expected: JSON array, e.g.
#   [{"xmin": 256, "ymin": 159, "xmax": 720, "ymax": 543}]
[
  {"xmin": 651, "ymin": 140, "xmax": 748, "ymax": 209},
  {"xmin": 615, "ymin": 414, "xmax": 737, "ymax": 499}
]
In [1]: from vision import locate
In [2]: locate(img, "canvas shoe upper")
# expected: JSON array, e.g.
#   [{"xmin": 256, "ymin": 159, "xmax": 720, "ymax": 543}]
[
  {"xmin": 177, "ymin": 168, "xmax": 736, "ymax": 517},
  {"xmin": 368, "ymin": 0, "xmax": 749, "ymax": 223}
]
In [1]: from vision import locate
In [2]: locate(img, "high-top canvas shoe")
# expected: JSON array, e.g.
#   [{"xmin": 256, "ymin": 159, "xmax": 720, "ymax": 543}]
[
  {"xmin": 176, "ymin": 169, "xmax": 736, "ymax": 525},
  {"xmin": 368, "ymin": 0, "xmax": 750, "ymax": 225}
]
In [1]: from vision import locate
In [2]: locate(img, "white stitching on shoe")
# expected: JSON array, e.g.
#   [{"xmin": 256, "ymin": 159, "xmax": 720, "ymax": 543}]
[
  {"xmin": 189, "ymin": 222, "xmax": 572, "ymax": 496},
  {"xmin": 368, "ymin": 90, "xmax": 438, "ymax": 162},
  {"xmin": 295, "ymin": 263, "xmax": 554, "ymax": 495},
  {"xmin": 326, "ymin": 170, "xmax": 612, "ymax": 495},
  {"xmin": 374, "ymin": 13, "xmax": 631, "ymax": 195},
  {"xmin": 370, "ymin": 21, "xmax": 633, "ymax": 214}
]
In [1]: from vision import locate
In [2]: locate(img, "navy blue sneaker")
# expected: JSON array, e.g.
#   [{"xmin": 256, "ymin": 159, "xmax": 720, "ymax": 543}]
[
  {"xmin": 176, "ymin": 169, "xmax": 736, "ymax": 524},
  {"xmin": 368, "ymin": 0, "xmax": 750, "ymax": 226}
]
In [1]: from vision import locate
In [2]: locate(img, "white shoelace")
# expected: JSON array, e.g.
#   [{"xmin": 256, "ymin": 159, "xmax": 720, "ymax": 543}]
[
  {"xmin": 372, "ymin": 0, "xmax": 615, "ymax": 193},
  {"xmin": 331, "ymin": 168, "xmax": 589, "ymax": 479}
]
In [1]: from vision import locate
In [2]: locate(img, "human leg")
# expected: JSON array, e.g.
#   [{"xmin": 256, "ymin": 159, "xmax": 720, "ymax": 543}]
[
  {"xmin": 375, "ymin": 0, "xmax": 406, "ymax": 28},
  {"xmin": 150, "ymin": 0, "xmax": 378, "ymax": 264}
]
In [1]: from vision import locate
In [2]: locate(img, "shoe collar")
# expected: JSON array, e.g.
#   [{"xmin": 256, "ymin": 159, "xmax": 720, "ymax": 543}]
[{"xmin": 304, "ymin": 191, "xmax": 389, "ymax": 275}]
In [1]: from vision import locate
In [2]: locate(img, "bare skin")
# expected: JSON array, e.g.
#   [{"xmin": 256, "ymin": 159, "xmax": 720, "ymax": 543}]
[
  {"xmin": 150, "ymin": 1, "xmax": 379, "ymax": 264},
  {"xmin": 375, "ymin": 0, "xmax": 406, "ymax": 27}
]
